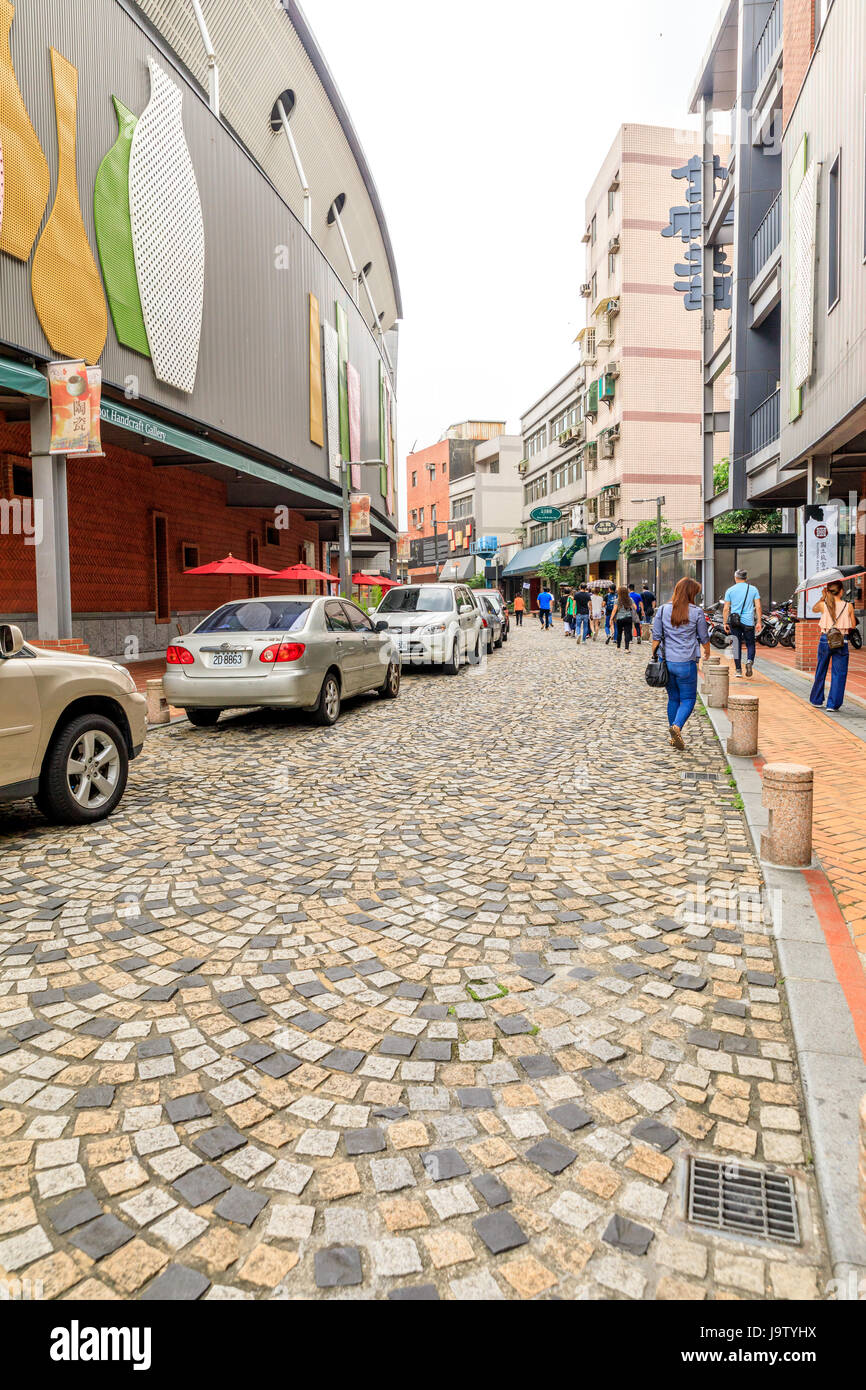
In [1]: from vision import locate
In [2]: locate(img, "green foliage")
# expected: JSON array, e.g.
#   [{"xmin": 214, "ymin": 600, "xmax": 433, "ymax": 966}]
[
  {"xmin": 537, "ymin": 558, "xmax": 566, "ymax": 591},
  {"xmin": 621, "ymin": 518, "xmax": 681, "ymax": 557},
  {"xmin": 713, "ymin": 457, "xmax": 782, "ymax": 534},
  {"xmin": 467, "ymin": 573, "xmax": 485, "ymax": 588}
]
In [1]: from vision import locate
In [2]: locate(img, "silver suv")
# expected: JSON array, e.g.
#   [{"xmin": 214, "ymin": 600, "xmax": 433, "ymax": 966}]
[{"xmin": 372, "ymin": 583, "xmax": 483, "ymax": 672}]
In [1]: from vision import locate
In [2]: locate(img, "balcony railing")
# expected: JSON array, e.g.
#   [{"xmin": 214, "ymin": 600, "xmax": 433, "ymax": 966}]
[
  {"xmin": 752, "ymin": 193, "xmax": 781, "ymax": 278},
  {"xmin": 749, "ymin": 388, "xmax": 780, "ymax": 456},
  {"xmin": 755, "ymin": 0, "xmax": 782, "ymax": 89}
]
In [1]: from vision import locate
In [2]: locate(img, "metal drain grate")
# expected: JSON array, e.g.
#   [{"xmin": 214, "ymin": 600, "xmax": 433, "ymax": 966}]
[{"xmin": 687, "ymin": 1156, "xmax": 800, "ymax": 1244}]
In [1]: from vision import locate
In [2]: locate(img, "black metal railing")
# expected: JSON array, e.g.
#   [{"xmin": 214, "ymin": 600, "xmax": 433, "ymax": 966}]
[
  {"xmin": 755, "ymin": 0, "xmax": 782, "ymax": 89},
  {"xmin": 752, "ymin": 192, "xmax": 781, "ymax": 277},
  {"xmin": 749, "ymin": 389, "xmax": 780, "ymax": 456}
]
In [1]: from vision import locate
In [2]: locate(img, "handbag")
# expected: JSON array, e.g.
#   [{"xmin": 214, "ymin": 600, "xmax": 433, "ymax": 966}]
[
  {"xmin": 849, "ymin": 626, "xmax": 862, "ymax": 650},
  {"xmin": 645, "ymin": 634, "xmax": 669, "ymax": 689}
]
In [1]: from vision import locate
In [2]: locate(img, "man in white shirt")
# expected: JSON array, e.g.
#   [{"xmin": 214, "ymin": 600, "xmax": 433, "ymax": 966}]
[{"xmin": 723, "ymin": 568, "xmax": 763, "ymax": 678}]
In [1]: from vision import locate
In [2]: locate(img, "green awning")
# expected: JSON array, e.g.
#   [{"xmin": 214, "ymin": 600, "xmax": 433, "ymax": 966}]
[
  {"xmin": 589, "ymin": 538, "xmax": 621, "ymax": 565},
  {"xmin": 501, "ymin": 538, "xmax": 563, "ymax": 577}
]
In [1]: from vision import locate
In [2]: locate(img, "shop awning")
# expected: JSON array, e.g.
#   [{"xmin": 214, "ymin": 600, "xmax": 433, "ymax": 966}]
[
  {"xmin": 501, "ymin": 538, "xmax": 579, "ymax": 578},
  {"xmin": 589, "ymin": 537, "xmax": 621, "ymax": 565},
  {"xmin": 438, "ymin": 556, "xmax": 476, "ymax": 582},
  {"xmin": 593, "ymin": 296, "xmax": 620, "ymax": 318}
]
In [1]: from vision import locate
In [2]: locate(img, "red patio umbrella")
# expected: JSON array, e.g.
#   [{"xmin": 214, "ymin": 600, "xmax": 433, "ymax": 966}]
[
  {"xmin": 352, "ymin": 573, "xmax": 398, "ymax": 589},
  {"xmin": 183, "ymin": 553, "xmax": 278, "ymax": 576},
  {"xmin": 270, "ymin": 562, "xmax": 338, "ymax": 589}
]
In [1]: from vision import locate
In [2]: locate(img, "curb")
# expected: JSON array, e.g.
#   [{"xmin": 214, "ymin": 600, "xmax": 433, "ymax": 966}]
[{"xmin": 701, "ymin": 690, "xmax": 866, "ymax": 1284}]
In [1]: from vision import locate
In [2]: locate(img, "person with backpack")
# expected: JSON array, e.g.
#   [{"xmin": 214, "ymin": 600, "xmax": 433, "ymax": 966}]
[
  {"xmin": 537, "ymin": 584, "xmax": 554, "ymax": 630},
  {"xmin": 810, "ymin": 581, "xmax": 857, "ymax": 711},
  {"xmin": 604, "ymin": 585, "xmax": 617, "ymax": 643},
  {"xmin": 723, "ymin": 568, "xmax": 763, "ymax": 678},
  {"xmin": 564, "ymin": 590, "xmax": 576, "ymax": 636},
  {"xmin": 641, "ymin": 583, "xmax": 656, "ymax": 621},
  {"xmin": 629, "ymin": 584, "xmax": 645, "ymax": 645},
  {"xmin": 610, "ymin": 585, "xmax": 637, "ymax": 652},
  {"xmin": 651, "ymin": 576, "xmax": 710, "ymax": 750}
]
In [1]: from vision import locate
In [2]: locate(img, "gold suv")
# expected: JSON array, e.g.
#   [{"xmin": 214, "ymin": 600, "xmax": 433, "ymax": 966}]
[{"xmin": 0, "ymin": 623, "xmax": 146, "ymax": 823}]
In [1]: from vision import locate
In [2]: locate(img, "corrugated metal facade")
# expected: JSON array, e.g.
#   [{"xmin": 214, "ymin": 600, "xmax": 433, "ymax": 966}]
[
  {"xmin": 0, "ymin": 0, "xmax": 391, "ymax": 499},
  {"xmin": 781, "ymin": 0, "xmax": 866, "ymax": 466}
]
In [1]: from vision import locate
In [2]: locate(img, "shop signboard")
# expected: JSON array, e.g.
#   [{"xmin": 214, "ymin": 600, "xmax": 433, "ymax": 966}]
[
  {"xmin": 798, "ymin": 504, "xmax": 839, "ymax": 618},
  {"xmin": 529, "ymin": 506, "xmax": 563, "ymax": 523},
  {"xmin": 349, "ymin": 492, "xmax": 371, "ymax": 538},
  {"xmin": 681, "ymin": 521, "xmax": 705, "ymax": 562}
]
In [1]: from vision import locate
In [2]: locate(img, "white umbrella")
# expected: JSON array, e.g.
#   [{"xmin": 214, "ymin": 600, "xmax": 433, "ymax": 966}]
[{"xmin": 794, "ymin": 564, "xmax": 866, "ymax": 594}]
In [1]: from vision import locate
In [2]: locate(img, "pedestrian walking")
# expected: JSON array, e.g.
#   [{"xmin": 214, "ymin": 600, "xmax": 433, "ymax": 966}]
[
  {"xmin": 610, "ymin": 585, "xmax": 637, "ymax": 651},
  {"xmin": 537, "ymin": 585, "xmax": 554, "ymax": 630},
  {"xmin": 573, "ymin": 581, "xmax": 591, "ymax": 643},
  {"xmin": 723, "ymin": 568, "xmax": 762, "ymax": 678},
  {"xmin": 513, "ymin": 593, "xmax": 525, "ymax": 627},
  {"xmin": 651, "ymin": 576, "xmax": 710, "ymax": 750},
  {"xmin": 590, "ymin": 588, "xmax": 604, "ymax": 639},
  {"xmin": 629, "ymin": 584, "xmax": 645, "ymax": 645},
  {"xmin": 604, "ymin": 585, "xmax": 617, "ymax": 642},
  {"xmin": 641, "ymin": 583, "xmax": 656, "ymax": 621},
  {"xmin": 564, "ymin": 590, "xmax": 576, "ymax": 637},
  {"xmin": 559, "ymin": 588, "xmax": 570, "ymax": 625},
  {"xmin": 810, "ymin": 580, "xmax": 857, "ymax": 711}
]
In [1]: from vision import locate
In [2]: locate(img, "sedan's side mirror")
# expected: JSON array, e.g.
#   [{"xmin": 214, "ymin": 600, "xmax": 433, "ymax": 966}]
[
  {"xmin": 0, "ymin": 623, "xmax": 24, "ymax": 658},
  {"xmin": 374, "ymin": 620, "xmax": 389, "ymax": 633}
]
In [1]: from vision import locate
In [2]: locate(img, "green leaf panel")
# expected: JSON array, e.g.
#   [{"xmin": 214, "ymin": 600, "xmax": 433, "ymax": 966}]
[{"xmin": 93, "ymin": 96, "xmax": 150, "ymax": 357}]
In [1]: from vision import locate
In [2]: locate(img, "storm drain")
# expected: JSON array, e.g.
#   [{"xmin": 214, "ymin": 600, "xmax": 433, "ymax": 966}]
[{"xmin": 686, "ymin": 1156, "xmax": 800, "ymax": 1245}]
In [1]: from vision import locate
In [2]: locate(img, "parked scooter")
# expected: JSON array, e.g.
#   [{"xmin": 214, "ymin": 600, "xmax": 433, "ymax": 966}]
[
  {"xmin": 705, "ymin": 601, "xmax": 731, "ymax": 650},
  {"xmin": 776, "ymin": 600, "xmax": 798, "ymax": 648},
  {"xmin": 757, "ymin": 606, "xmax": 782, "ymax": 647}
]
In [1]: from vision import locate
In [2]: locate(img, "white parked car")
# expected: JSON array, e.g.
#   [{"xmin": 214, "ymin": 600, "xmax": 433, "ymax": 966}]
[
  {"xmin": 373, "ymin": 583, "xmax": 483, "ymax": 673},
  {"xmin": 163, "ymin": 596, "xmax": 400, "ymax": 727}
]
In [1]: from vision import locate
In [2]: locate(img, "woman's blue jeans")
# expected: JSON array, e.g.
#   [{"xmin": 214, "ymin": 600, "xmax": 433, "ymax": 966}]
[
  {"xmin": 810, "ymin": 634, "xmax": 849, "ymax": 710},
  {"xmin": 666, "ymin": 660, "xmax": 699, "ymax": 729}
]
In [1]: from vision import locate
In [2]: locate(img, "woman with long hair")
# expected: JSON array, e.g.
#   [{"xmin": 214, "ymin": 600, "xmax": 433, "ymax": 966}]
[
  {"xmin": 810, "ymin": 581, "xmax": 857, "ymax": 711},
  {"xmin": 610, "ymin": 585, "xmax": 637, "ymax": 651},
  {"xmin": 651, "ymin": 576, "xmax": 710, "ymax": 749}
]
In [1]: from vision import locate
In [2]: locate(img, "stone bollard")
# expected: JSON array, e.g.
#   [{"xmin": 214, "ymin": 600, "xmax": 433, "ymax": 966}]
[
  {"xmin": 727, "ymin": 693, "xmax": 759, "ymax": 757},
  {"xmin": 641, "ymin": 622, "xmax": 651, "ymax": 642},
  {"xmin": 146, "ymin": 678, "xmax": 170, "ymax": 726},
  {"xmin": 860, "ymin": 1094, "xmax": 866, "ymax": 1235},
  {"xmin": 702, "ymin": 654, "xmax": 722, "ymax": 692},
  {"xmin": 760, "ymin": 763, "xmax": 814, "ymax": 867},
  {"xmin": 705, "ymin": 662, "xmax": 729, "ymax": 708}
]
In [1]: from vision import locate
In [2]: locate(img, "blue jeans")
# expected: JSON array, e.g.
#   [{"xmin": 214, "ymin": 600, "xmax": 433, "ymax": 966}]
[
  {"xmin": 539, "ymin": 608, "xmax": 552, "ymax": 629},
  {"xmin": 731, "ymin": 623, "xmax": 756, "ymax": 670},
  {"xmin": 666, "ymin": 660, "xmax": 699, "ymax": 729},
  {"xmin": 810, "ymin": 634, "xmax": 849, "ymax": 710},
  {"xmin": 575, "ymin": 614, "xmax": 590, "ymax": 640}
]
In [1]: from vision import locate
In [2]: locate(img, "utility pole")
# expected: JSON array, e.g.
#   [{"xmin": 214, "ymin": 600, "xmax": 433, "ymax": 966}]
[
  {"xmin": 339, "ymin": 458, "xmax": 384, "ymax": 597},
  {"xmin": 633, "ymin": 495, "xmax": 665, "ymax": 597}
]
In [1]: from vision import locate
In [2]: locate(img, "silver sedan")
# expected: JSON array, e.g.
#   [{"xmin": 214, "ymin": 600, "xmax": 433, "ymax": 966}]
[{"xmin": 163, "ymin": 595, "xmax": 400, "ymax": 727}]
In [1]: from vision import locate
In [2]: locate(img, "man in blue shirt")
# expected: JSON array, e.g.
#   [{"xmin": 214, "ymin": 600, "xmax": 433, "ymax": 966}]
[
  {"xmin": 604, "ymin": 586, "xmax": 617, "ymax": 643},
  {"xmin": 629, "ymin": 586, "xmax": 645, "ymax": 645},
  {"xmin": 723, "ymin": 568, "xmax": 763, "ymax": 678},
  {"xmin": 537, "ymin": 585, "xmax": 554, "ymax": 630}
]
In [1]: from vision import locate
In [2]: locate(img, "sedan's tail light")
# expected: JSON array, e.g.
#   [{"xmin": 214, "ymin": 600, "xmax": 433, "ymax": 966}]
[
  {"xmin": 166, "ymin": 645, "xmax": 194, "ymax": 665},
  {"xmin": 481, "ymin": 618, "xmax": 488, "ymax": 628},
  {"xmin": 260, "ymin": 642, "xmax": 306, "ymax": 664}
]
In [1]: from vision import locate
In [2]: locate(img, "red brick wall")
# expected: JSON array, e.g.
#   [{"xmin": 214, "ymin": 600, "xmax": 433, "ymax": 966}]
[
  {"xmin": 0, "ymin": 419, "xmax": 321, "ymax": 618},
  {"xmin": 783, "ymin": 0, "xmax": 815, "ymax": 131},
  {"xmin": 406, "ymin": 439, "xmax": 450, "ymax": 580}
]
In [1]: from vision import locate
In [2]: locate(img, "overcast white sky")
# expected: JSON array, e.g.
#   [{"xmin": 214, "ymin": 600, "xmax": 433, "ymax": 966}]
[{"xmin": 301, "ymin": 0, "xmax": 724, "ymax": 525}]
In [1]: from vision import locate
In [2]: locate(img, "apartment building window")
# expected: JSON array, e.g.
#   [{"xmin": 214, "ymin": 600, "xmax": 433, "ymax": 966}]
[
  {"xmin": 451, "ymin": 495, "xmax": 473, "ymax": 520},
  {"xmin": 608, "ymin": 187, "xmax": 616, "ymax": 216},
  {"xmin": 551, "ymin": 457, "xmax": 582, "ymax": 492},
  {"xmin": 550, "ymin": 520, "xmax": 568, "ymax": 540},
  {"xmin": 529, "ymin": 523, "xmax": 548, "ymax": 545},
  {"xmin": 487, "ymin": 459, "xmax": 499, "ymax": 473},
  {"xmin": 608, "ymin": 250, "xmax": 617, "ymax": 277},
  {"xmin": 442, "ymin": 461, "xmax": 447, "ymax": 474},
  {"xmin": 591, "ymin": 271, "xmax": 598, "ymax": 300},
  {"xmin": 418, "ymin": 507, "xmax": 425, "ymax": 525},
  {"xmin": 590, "ymin": 214, "xmax": 597, "ymax": 245},
  {"xmin": 550, "ymin": 404, "xmax": 580, "ymax": 437},
  {"xmin": 828, "ymin": 152, "xmax": 841, "ymax": 309},
  {"xmin": 430, "ymin": 504, "xmax": 437, "ymax": 523},
  {"xmin": 152, "ymin": 513, "xmax": 169, "ymax": 623},
  {"xmin": 411, "ymin": 471, "xmax": 417, "ymax": 487},
  {"xmin": 524, "ymin": 475, "xmax": 549, "ymax": 505},
  {"xmin": 526, "ymin": 425, "xmax": 547, "ymax": 459},
  {"xmin": 411, "ymin": 509, "xmax": 418, "ymax": 527}
]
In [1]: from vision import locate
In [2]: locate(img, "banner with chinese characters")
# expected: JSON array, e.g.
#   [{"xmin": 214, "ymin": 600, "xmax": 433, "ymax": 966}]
[
  {"xmin": 349, "ymin": 492, "xmax": 371, "ymax": 538},
  {"xmin": 80, "ymin": 367, "xmax": 104, "ymax": 457},
  {"xmin": 47, "ymin": 360, "xmax": 91, "ymax": 454},
  {"xmin": 681, "ymin": 521, "xmax": 705, "ymax": 562}
]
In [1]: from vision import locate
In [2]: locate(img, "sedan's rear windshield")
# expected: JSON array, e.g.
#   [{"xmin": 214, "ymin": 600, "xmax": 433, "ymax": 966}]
[
  {"xmin": 195, "ymin": 601, "xmax": 310, "ymax": 634},
  {"xmin": 378, "ymin": 587, "xmax": 453, "ymax": 613}
]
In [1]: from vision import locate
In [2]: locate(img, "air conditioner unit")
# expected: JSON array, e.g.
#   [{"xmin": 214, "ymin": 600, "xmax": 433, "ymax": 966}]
[
  {"xmin": 574, "ymin": 420, "xmax": 586, "ymax": 444},
  {"xmin": 600, "ymin": 433, "xmax": 615, "ymax": 459},
  {"xmin": 583, "ymin": 442, "xmax": 598, "ymax": 471},
  {"xmin": 518, "ymin": 459, "xmax": 529, "ymax": 475},
  {"xmin": 556, "ymin": 428, "xmax": 574, "ymax": 446},
  {"xmin": 581, "ymin": 228, "xmax": 592, "ymax": 244},
  {"xmin": 580, "ymin": 283, "xmax": 592, "ymax": 298},
  {"xmin": 607, "ymin": 361, "xmax": 620, "ymax": 379},
  {"xmin": 608, "ymin": 236, "xmax": 620, "ymax": 253},
  {"xmin": 570, "ymin": 504, "xmax": 586, "ymax": 533}
]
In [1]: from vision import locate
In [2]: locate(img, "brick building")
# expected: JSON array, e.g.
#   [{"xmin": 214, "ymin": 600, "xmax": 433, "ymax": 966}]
[{"xmin": 406, "ymin": 423, "xmax": 505, "ymax": 581}]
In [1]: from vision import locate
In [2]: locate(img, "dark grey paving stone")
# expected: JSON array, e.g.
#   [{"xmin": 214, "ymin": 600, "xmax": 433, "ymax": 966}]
[
  {"xmin": 141, "ymin": 985, "xmax": 179, "ymax": 1002},
  {"xmin": 472, "ymin": 1174, "xmax": 510, "ymax": 1208},
  {"xmin": 387, "ymin": 1284, "xmax": 440, "ymax": 1300},
  {"xmin": 603, "ymin": 1214, "xmax": 654, "ymax": 1256},
  {"xmin": 547, "ymin": 1103, "xmax": 593, "ymax": 1132},
  {"xmin": 687, "ymin": 1028, "xmax": 721, "ymax": 1049},
  {"xmin": 165, "ymin": 1092, "xmax": 211, "ymax": 1124},
  {"xmin": 137, "ymin": 1038, "xmax": 173, "ymax": 1059},
  {"xmin": 10, "ymin": 1020, "xmax": 51, "ymax": 1041},
  {"xmin": 518, "ymin": 1055, "xmax": 560, "ymax": 1080},
  {"xmin": 172, "ymin": 957, "xmax": 205, "ymax": 974},
  {"xmin": 107, "ymin": 929, "xmax": 135, "ymax": 942},
  {"xmin": 77, "ymin": 1018, "xmax": 119, "ymax": 1038},
  {"xmin": 640, "ymin": 940, "xmax": 669, "ymax": 955},
  {"xmin": 213, "ymin": 1187, "xmax": 269, "ymax": 1227},
  {"xmin": 178, "ymin": 977, "xmax": 208, "ymax": 990},
  {"xmin": 556, "ymin": 911, "xmax": 585, "ymax": 923},
  {"xmin": 395, "ymin": 982, "xmax": 426, "ymax": 1000},
  {"xmin": 295, "ymin": 980, "xmax": 327, "ymax": 999},
  {"xmin": 229, "ymin": 1002, "xmax": 267, "ymax": 1023},
  {"xmin": 323, "ymin": 966, "xmax": 353, "ymax": 982},
  {"xmin": 315, "ymin": 1246, "xmax": 363, "ymax": 1288},
  {"xmin": 584, "ymin": 1068, "xmax": 622, "ymax": 1093},
  {"xmin": 261, "ymin": 961, "xmax": 294, "ymax": 975},
  {"xmin": 116, "ymin": 956, "xmax": 150, "ymax": 973},
  {"xmin": 746, "ymin": 969, "xmax": 777, "ymax": 987},
  {"xmin": 249, "ymin": 936, "xmax": 277, "ymax": 949},
  {"xmin": 69, "ymin": 1213, "xmax": 134, "ymax": 1260},
  {"xmin": 688, "ymin": 939, "xmax": 713, "ymax": 953},
  {"xmin": 292, "ymin": 1011, "xmax": 329, "ymax": 1033},
  {"xmin": 173, "ymin": 1165, "xmax": 231, "ymax": 1207},
  {"xmin": 714, "ymin": 999, "xmax": 748, "ymax": 1018},
  {"xmin": 456, "ymin": 1087, "xmax": 494, "ymax": 1109},
  {"xmin": 355, "ymin": 959, "xmax": 385, "ymax": 976},
  {"xmin": 568, "ymin": 967, "xmax": 597, "ymax": 981},
  {"xmin": 47, "ymin": 1190, "xmax": 103, "ymax": 1234},
  {"xmin": 0, "ymin": 1037, "xmax": 17, "ymax": 1057},
  {"xmin": 514, "ymin": 952, "xmax": 541, "ymax": 968},
  {"xmin": 232, "ymin": 1041, "xmax": 275, "ymax": 1064},
  {"xmin": 671, "ymin": 974, "xmax": 708, "ymax": 992},
  {"xmin": 344, "ymin": 1127, "xmax": 386, "ymax": 1155},
  {"xmin": 416, "ymin": 1005, "xmax": 448, "ymax": 1020},
  {"xmin": 322, "ymin": 1048, "xmax": 365, "ymax": 1074},
  {"xmin": 417, "ymin": 1041, "xmax": 452, "ymax": 1063},
  {"xmin": 73, "ymin": 1086, "xmax": 116, "ymax": 1109},
  {"xmin": 713, "ymin": 928, "xmax": 743, "ymax": 943},
  {"xmin": 525, "ymin": 1138, "xmax": 577, "ymax": 1175},
  {"xmin": 722, "ymin": 1034, "xmax": 759, "ymax": 1056},
  {"xmin": 474, "ymin": 1211, "xmax": 528, "ymax": 1255},
  {"xmin": 519, "ymin": 967, "xmax": 555, "ymax": 985},
  {"xmin": 221, "ymin": 989, "xmax": 255, "ymax": 1007},
  {"xmin": 194, "ymin": 1125, "xmax": 246, "ymax": 1160},
  {"xmin": 140, "ymin": 1264, "xmax": 211, "ymax": 1301},
  {"xmin": 548, "ymin": 937, "xmax": 580, "ymax": 951},
  {"xmin": 32, "ymin": 989, "xmax": 65, "ymax": 1005},
  {"xmin": 495, "ymin": 1015, "xmax": 532, "ymax": 1036},
  {"xmin": 421, "ymin": 1149, "xmax": 470, "ymax": 1181},
  {"xmin": 380, "ymin": 1035, "xmax": 415, "ymax": 1057},
  {"xmin": 372, "ymin": 1105, "xmax": 409, "ymax": 1121},
  {"xmin": 615, "ymin": 963, "xmax": 647, "ymax": 980},
  {"xmin": 631, "ymin": 1119, "xmax": 679, "ymax": 1152},
  {"xmin": 257, "ymin": 1051, "xmax": 302, "ymax": 1079}
]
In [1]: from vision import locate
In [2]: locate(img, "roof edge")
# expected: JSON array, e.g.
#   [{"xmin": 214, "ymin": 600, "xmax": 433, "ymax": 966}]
[{"xmin": 285, "ymin": 0, "xmax": 403, "ymax": 320}]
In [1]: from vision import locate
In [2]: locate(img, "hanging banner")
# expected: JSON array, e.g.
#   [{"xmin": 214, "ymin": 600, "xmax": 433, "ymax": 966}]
[
  {"xmin": 79, "ymin": 366, "xmax": 105, "ymax": 458},
  {"xmin": 351, "ymin": 463, "xmax": 361, "ymax": 490},
  {"xmin": 309, "ymin": 293, "xmax": 324, "ymax": 447},
  {"xmin": 336, "ymin": 302, "xmax": 350, "ymax": 459},
  {"xmin": 322, "ymin": 320, "xmax": 340, "ymax": 483},
  {"xmin": 397, "ymin": 534, "xmax": 410, "ymax": 564},
  {"xmin": 681, "ymin": 521, "xmax": 705, "ymax": 562},
  {"xmin": 349, "ymin": 492, "xmax": 371, "ymax": 537},
  {"xmin": 47, "ymin": 360, "xmax": 91, "ymax": 454},
  {"xmin": 347, "ymin": 361, "xmax": 361, "ymax": 462},
  {"xmin": 798, "ymin": 504, "xmax": 839, "ymax": 618}
]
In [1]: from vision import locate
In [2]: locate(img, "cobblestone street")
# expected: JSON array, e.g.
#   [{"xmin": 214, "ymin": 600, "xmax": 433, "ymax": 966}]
[{"xmin": 0, "ymin": 625, "xmax": 829, "ymax": 1300}]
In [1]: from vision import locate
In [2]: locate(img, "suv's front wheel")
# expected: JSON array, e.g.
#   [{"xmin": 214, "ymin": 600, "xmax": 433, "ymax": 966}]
[{"xmin": 36, "ymin": 713, "xmax": 129, "ymax": 824}]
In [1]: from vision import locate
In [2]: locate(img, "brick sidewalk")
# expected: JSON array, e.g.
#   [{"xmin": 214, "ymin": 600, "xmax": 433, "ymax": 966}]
[
  {"xmin": 719, "ymin": 653, "xmax": 866, "ymax": 959},
  {"xmin": 757, "ymin": 641, "xmax": 866, "ymax": 706}
]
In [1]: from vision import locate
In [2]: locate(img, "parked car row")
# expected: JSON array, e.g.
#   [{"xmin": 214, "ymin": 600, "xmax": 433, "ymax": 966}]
[{"xmin": 0, "ymin": 585, "xmax": 514, "ymax": 825}]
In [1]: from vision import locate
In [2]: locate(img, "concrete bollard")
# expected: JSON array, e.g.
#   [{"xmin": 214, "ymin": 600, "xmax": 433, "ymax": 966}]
[
  {"xmin": 860, "ymin": 1094, "xmax": 866, "ymax": 1235},
  {"xmin": 760, "ymin": 762, "xmax": 814, "ymax": 867},
  {"xmin": 727, "ymin": 693, "xmax": 759, "ymax": 758},
  {"xmin": 641, "ymin": 622, "xmax": 651, "ymax": 642},
  {"xmin": 705, "ymin": 662, "xmax": 729, "ymax": 708},
  {"xmin": 146, "ymin": 678, "xmax": 170, "ymax": 726},
  {"xmin": 702, "ymin": 654, "xmax": 722, "ymax": 692}
]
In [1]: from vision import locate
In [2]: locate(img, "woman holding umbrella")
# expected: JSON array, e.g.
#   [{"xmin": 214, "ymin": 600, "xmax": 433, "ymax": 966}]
[{"xmin": 810, "ymin": 580, "xmax": 857, "ymax": 712}]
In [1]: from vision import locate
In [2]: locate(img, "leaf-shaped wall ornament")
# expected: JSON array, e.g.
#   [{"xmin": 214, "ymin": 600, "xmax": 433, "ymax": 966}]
[
  {"xmin": 0, "ymin": 0, "xmax": 49, "ymax": 260},
  {"xmin": 94, "ymin": 96, "xmax": 150, "ymax": 356}
]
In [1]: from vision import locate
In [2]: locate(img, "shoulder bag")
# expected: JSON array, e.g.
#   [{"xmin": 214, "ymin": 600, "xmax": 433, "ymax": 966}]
[{"xmin": 645, "ymin": 631, "xmax": 669, "ymax": 689}]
